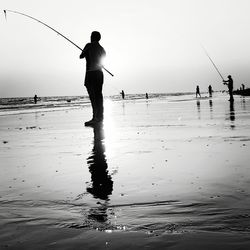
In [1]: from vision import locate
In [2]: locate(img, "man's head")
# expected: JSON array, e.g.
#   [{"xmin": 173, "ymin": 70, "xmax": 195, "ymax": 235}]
[
  {"xmin": 91, "ymin": 31, "xmax": 101, "ymax": 42},
  {"xmin": 228, "ymin": 75, "xmax": 232, "ymax": 79}
]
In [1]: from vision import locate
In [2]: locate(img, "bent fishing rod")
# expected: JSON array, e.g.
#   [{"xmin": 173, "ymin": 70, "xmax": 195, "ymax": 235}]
[
  {"xmin": 3, "ymin": 9, "xmax": 114, "ymax": 77},
  {"xmin": 201, "ymin": 44, "xmax": 224, "ymax": 81}
]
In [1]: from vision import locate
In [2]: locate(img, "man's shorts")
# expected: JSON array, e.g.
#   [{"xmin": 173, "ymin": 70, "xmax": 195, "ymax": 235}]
[{"xmin": 84, "ymin": 70, "xmax": 103, "ymax": 87}]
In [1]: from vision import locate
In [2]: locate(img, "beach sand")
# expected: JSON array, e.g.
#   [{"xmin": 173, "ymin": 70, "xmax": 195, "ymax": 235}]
[{"xmin": 1, "ymin": 93, "xmax": 250, "ymax": 249}]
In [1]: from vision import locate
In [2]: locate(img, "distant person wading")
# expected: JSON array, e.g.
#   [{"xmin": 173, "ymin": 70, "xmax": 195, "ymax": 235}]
[
  {"xmin": 196, "ymin": 85, "xmax": 201, "ymax": 98},
  {"xmin": 120, "ymin": 90, "xmax": 125, "ymax": 99},
  {"xmin": 34, "ymin": 94, "xmax": 38, "ymax": 104},
  {"xmin": 208, "ymin": 85, "xmax": 213, "ymax": 97},
  {"xmin": 80, "ymin": 31, "xmax": 106, "ymax": 126}
]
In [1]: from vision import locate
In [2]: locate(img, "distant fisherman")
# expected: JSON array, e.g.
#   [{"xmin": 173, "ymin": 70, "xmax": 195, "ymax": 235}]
[
  {"xmin": 120, "ymin": 90, "xmax": 125, "ymax": 99},
  {"xmin": 242, "ymin": 84, "xmax": 245, "ymax": 91},
  {"xmin": 196, "ymin": 85, "xmax": 201, "ymax": 98},
  {"xmin": 223, "ymin": 75, "xmax": 234, "ymax": 102},
  {"xmin": 208, "ymin": 85, "xmax": 213, "ymax": 97},
  {"xmin": 80, "ymin": 31, "xmax": 106, "ymax": 126},
  {"xmin": 34, "ymin": 94, "xmax": 38, "ymax": 104}
]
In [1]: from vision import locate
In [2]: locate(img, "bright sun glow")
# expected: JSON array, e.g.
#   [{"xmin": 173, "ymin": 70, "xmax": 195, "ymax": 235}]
[{"xmin": 99, "ymin": 55, "xmax": 106, "ymax": 68}]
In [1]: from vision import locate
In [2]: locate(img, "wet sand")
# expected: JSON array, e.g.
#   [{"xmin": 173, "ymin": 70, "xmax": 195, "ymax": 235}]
[{"xmin": 1, "ymin": 93, "xmax": 250, "ymax": 249}]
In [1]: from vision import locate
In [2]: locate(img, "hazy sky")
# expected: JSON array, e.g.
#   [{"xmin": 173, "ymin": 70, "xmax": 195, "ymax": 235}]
[{"xmin": 1, "ymin": 0, "xmax": 250, "ymax": 97}]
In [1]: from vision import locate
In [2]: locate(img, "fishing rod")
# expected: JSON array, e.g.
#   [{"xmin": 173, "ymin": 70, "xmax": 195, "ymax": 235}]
[
  {"xmin": 3, "ymin": 9, "xmax": 114, "ymax": 77},
  {"xmin": 201, "ymin": 44, "xmax": 224, "ymax": 81}
]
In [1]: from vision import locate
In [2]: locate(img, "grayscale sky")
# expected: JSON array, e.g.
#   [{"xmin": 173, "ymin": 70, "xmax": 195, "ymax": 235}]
[{"xmin": 1, "ymin": 0, "xmax": 250, "ymax": 97}]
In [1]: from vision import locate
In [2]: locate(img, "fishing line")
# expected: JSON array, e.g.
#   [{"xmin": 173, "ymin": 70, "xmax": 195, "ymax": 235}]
[
  {"xmin": 201, "ymin": 44, "xmax": 224, "ymax": 81},
  {"xmin": 3, "ymin": 9, "xmax": 114, "ymax": 77}
]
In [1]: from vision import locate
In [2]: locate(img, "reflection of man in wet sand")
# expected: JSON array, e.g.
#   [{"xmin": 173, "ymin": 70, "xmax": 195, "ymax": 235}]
[
  {"xmin": 229, "ymin": 101, "xmax": 235, "ymax": 122},
  {"xmin": 196, "ymin": 100, "xmax": 201, "ymax": 119},
  {"xmin": 223, "ymin": 75, "xmax": 234, "ymax": 102},
  {"xmin": 86, "ymin": 124, "xmax": 113, "ymax": 200},
  {"xmin": 80, "ymin": 31, "xmax": 106, "ymax": 126}
]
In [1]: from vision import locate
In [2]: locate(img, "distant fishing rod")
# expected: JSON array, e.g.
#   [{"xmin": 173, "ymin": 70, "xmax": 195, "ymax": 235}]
[
  {"xmin": 201, "ymin": 44, "xmax": 224, "ymax": 81},
  {"xmin": 3, "ymin": 9, "xmax": 114, "ymax": 77}
]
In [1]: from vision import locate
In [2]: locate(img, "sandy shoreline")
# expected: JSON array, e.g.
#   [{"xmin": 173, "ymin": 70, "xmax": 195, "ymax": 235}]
[{"xmin": 1, "ymin": 93, "xmax": 250, "ymax": 249}]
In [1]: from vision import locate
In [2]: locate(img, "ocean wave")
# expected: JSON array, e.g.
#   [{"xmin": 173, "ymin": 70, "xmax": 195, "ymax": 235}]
[{"xmin": 0, "ymin": 92, "xmax": 194, "ymax": 116}]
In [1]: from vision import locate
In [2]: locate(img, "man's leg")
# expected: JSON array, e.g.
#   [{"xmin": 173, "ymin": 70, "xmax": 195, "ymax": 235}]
[
  {"xmin": 93, "ymin": 72, "xmax": 104, "ymax": 121},
  {"xmin": 229, "ymin": 89, "xmax": 234, "ymax": 101},
  {"xmin": 86, "ymin": 85, "xmax": 97, "ymax": 121},
  {"xmin": 95, "ymin": 82, "xmax": 103, "ymax": 121},
  {"xmin": 85, "ymin": 71, "xmax": 104, "ymax": 125}
]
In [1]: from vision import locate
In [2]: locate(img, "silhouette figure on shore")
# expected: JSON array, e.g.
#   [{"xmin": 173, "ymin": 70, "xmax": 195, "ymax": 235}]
[
  {"xmin": 120, "ymin": 90, "xmax": 125, "ymax": 99},
  {"xmin": 80, "ymin": 31, "xmax": 106, "ymax": 126},
  {"xmin": 86, "ymin": 124, "xmax": 113, "ymax": 200},
  {"xmin": 223, "ymin": 75, "xmax": 234, "ymax": 102},
  {"xmin": 34, "ymin": 94, "xmax": 38, "ymax": 104},
  {"xmin": 242, "ymin": 84, "xmax": 245, "ymax": 91},
  {"xmin": 146, "ymin": 93, "xmax": 149, "ymax": 99},
  {"xmin": 196, "ymin": 85, "xmax": 201, "ymax": 98},
  {"xmin": 208, "ymin": 85, "xmax": 213, "ymax": 97}
]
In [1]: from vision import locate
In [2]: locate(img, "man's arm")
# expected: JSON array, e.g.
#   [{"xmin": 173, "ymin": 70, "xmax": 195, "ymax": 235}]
[{"xmin": 79, "ymin": 43, "xmax": 90, "ymax": 59}]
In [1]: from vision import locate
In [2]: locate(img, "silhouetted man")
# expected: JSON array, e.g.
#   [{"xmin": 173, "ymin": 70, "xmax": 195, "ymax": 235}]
[
  {"xmin": 196, "ymin": 85, "xmax": 201, "ymax": 98},
  {"xmin": 80, "ymin": 31, "xmax": 106, "ymax": 126},
  {"xmin": 223, "ymin": 75, "xmax": 234, "ymax": 102},
  {"xmin": 34, "ymin": 94, "xmax": 38, "ymax": 104},
  {"xmin": 120, "ymin": 90, "xmax": 125, "ymax": 99},
  {"xmin": 208, "ymin": 85, "xmax": 213, "ymax": 97}
]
